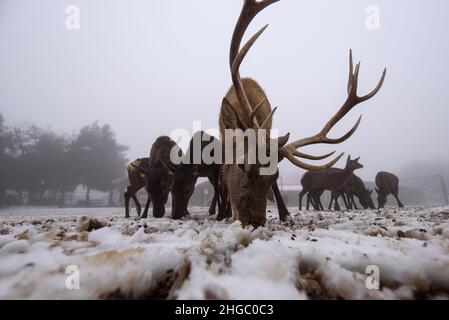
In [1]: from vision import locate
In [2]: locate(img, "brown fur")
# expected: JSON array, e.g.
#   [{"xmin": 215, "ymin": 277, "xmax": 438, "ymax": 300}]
[
  {"xmin": 218, "ymin": 0, "xmax": 385, "ymax": 225},
  {"xmin": 298, "ymin": 156, "xmax": 364, "ymax": 211},
  {"xmin": 124, "ymin": 158, "xmax": 150, "ymax": 218},
  {"xmin": 375, "ymin": 171, "xmax": 404, "ymax": 209},
  {"xmin": 337, "ymin": 173, "xmax": 375, "ymax": 210},
  {"xmin": 141, "ymin": 136, "xmax": 182, "ymax": 219},
  {"xmin": 219, "ymin": 78, "xmax": 287, "ymax": 227},
  {"xmin": 170, "ymin": 131, "xmax": 221, "ymax": 219},
  {"xmin": 320, "ymin": 169, "xmax": 375, "ymax": 210}
]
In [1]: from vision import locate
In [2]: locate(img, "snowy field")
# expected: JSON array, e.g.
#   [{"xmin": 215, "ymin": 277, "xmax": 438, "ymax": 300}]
[{"xmin": 0, "ymin": 206, "xmax": 449, "ymax": 300}]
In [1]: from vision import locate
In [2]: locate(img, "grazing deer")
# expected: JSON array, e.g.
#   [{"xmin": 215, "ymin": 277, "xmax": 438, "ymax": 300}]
[
  {"xmin": 329, "ymin": 171, "xmax": 375, "ymax": 210},
  {"xmin": 167, "ymin": 131, "xmax": 222, "ymax": 220},
  {"xmin": 219, "ymin": 0, "xmax": 386, "ymax": 226},
  {"xmin": 124, "ymin": 158, "xmax": 150, "ymax": 218},
  {"xmin": 299, "ymin": 157, "xmax": 364, "ymax": 211},
  {"xmin": 375, "ymin": 171, "xmax": 404, "ymax": 208},
  {"xmin": 133, "ymin": 136, "xmax": 182, "ymax": 218}
]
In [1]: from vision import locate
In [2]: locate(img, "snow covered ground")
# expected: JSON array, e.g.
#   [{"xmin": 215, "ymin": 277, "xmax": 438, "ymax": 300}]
[{"xmin": 0, "ymin": 206, "xmax": 449, "ymax": 300}]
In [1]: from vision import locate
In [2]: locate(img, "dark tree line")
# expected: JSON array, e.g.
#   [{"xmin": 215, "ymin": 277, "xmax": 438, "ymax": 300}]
[{"xmin": 0, "ymin": 114, "xmax": 128, "ymax": 207}]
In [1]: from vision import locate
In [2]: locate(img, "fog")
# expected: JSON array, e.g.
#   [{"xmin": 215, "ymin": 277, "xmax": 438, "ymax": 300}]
[{"xmin": 1, "ymin": 0, "xmax": 448, "ymax": 182}]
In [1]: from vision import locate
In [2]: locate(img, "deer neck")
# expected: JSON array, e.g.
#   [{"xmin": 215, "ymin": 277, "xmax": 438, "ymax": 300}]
[{"xmin": 339, "ymin": 169, "xmax": 355, "ymax": 186}]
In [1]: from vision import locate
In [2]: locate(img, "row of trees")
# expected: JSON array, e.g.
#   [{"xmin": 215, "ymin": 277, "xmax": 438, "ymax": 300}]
[{"xmin": 0, "ymin": 114, "xmax": 128, "ymax": 207}]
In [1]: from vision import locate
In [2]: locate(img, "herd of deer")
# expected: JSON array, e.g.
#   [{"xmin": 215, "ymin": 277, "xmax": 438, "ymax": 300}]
[{"xmin": 123, "ymin": 0, "xmax": 403, "ymax": 227}]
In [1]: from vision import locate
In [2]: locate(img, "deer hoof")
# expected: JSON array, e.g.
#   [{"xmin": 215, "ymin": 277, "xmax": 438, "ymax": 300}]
[{"xmin": 283, "ymin": 215, "xmax": 295, "ymax": 226}]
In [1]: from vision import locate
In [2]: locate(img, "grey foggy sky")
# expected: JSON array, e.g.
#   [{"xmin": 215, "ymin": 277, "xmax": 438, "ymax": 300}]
[{"xmin": 1, "ymin": 0, "xmax": 449, "ymax": 182}]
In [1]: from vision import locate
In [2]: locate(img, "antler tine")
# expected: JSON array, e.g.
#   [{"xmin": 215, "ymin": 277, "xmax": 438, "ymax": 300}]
[
  {"xmin": 222, "ymin": 97, "xmax": 250, "ymax": 131},
  {"xmin": 231, "ymin": 24, "xmax": 269, "ymax": 126},
  {"xmin": 347, "ymin": 49, "xmax": 354, "ymax": 95},
  {"xmin": 230, "ymin": 0, "xmax": 280, "ymax": 67},
  {"xmin": 284, "ymin": 152, "xmax": 345, "ymax": 172},
  {"xmin": 292, "ymin": 150, "xmax": 336, "ymax": 161},
  {"xmin": 359, "ymin": 68, "xmax": 387, "ymax": 102},
  {"xmin": 279, "ymin": 50, "xmax": 386, "ymax": 171},
  {"xmin": 250, "ymin": 98, "xmax": 267, "ymax": 125},
  {"xmin": 260, "ymin": 107, "xmax": 277, "ymax": 129}
]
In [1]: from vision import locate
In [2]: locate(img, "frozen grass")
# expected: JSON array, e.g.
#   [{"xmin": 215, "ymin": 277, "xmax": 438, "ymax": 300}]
[{"xmin": 0, "ymin": 206, "xmax": 448, "ymax": 299}]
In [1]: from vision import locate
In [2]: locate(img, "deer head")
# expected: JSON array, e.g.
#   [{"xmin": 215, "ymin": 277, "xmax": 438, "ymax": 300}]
[
  {"xmin": 344, "ymin": 156, "xmax": 364, "ymax": 172},
  {"xmin": 375, "ymin": 187, "xmax": 387, "ymax": 208},
  {"xmin": 360, "ymin": 188, "xmax": 375, "ymax": 209},
  {"xmin": 168, "ymin": 164, "xmax": 201, "ymax": 220},
  {"xmin": 222, "ymin": 0, "xmax": 386, "ymax": 226}
]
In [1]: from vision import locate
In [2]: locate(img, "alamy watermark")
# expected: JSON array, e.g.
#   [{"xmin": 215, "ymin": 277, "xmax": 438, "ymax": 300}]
[
  {"xmin": 366, "ymin": 5, "xmax": 381, "ymax": 30},
  {"xmin": 365, "ymin": 265, "xmax": 380, "ymax": 290},
  {"xmin": 169, "ymin": 122, "xmax": 281, "ymax": 176},
  {"xmin": 65, "ymin": 265, "xmax": 80, "ymax": 290},
  {"xmin": 65, "ymin": 5, "xmax": 80, "ymax": 30}
]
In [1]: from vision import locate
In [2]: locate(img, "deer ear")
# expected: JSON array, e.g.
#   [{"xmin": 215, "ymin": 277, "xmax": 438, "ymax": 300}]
[
  {"xmin": 355, "ymin": 157, "xmax": 360, "ymax": 162},
  {"xmin": 131, "ymin": 162, "xmax": 149, "ymax": 176},
  {"xmin": 347, "ymin": 155, "xmax": 351, "ymax": 163},
  {"xmin": 277, "ymin": 133, "xmax": 290, "ymax": 148}
]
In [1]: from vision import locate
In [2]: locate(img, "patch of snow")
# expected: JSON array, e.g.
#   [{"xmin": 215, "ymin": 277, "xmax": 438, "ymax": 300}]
[{"xmin": 0, "ymin": 206, "xmax": 448, "ymax": 299}]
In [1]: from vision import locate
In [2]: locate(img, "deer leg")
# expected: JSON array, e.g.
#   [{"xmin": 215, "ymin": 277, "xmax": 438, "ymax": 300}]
[
  {"xmin": 208, "ymin": 175, "xmax": 220, "ymax": 215},
  {"xmin": 348, "ymin": 194, "xmax": 354, "ymax": 210},
  {"xmin": 306, "ymin": 192, "xmax": 311, "ymax": 210},
  {"xmin": 124, "ymin": 187, "xmax": 132, "ymax": 218},
  {"xmin": 298, "ymin": 189, "xmax": 308, "ymax": 211},
  {"xmin": 342, "ymin": 193, "xmax": 349, "ymax": 210},
  {"xmin": 141, "ymin": 194, "xmax": 151, "ymax": 219},
  {"xmin": 131, "ymin": 193, "xmax": 141, "ymax": 216},
  {"xmin": 272, "ymin": 181, "xmax": 291, "ymax": 222},
  {"xmin": 328, "ymin": 192, "xmax": 334, "ymax": 210},
  {"xmin": 208, "ymin": 192, "xmax": 217, "ymax": 215},
  {"xmin": 352, "ymin": 195, "xmax": 360, "ymax": 210},
  {"xmin": 393, "ymin": 193, "xmax": 404, "ymax": 208},
  {"xmin": 318, "ymin": 191, "xmax": 325, "ymax": 211},
  {"xmin": 217, "ymin": 184, "xmax": 230, "ymax": 221},
  {"xmin": 331, "ymin": 189, "xmax": 341, "ymax": 211},
  {"xmin": 334, "ymin": 197, "xmax": 341, "ymax": 211},
  {"xmin": 312, "ymin": 192, "xmax": 323, "ymax": 211},
  {"xmin": 347, "ymin": 194, "xmax": 353, "ymax": 209},
  {"xmin": 309, "ymin": 192, "xmax": 316, "ymax": 210}
]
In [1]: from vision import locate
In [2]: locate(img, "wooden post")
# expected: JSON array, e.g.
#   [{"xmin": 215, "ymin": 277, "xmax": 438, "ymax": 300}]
[{"xmin": 440, "ymin": 175, "xmax": 449, "ymax": 206}]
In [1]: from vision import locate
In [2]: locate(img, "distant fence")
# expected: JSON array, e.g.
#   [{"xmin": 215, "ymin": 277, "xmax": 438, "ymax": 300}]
[
  {"xmin": 188, "ymin": 175, "xmax": 449, "ymax": 209},
  {"xmin": 3, "ymin": 175, "xmax": 448, "ymax": 210}
]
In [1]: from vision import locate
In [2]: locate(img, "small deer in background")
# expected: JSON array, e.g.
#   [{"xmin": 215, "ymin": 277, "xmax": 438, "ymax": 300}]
[
  {"xmin": 133, "ymin": 136, "xmax": 183, "ymax": 219},
  {"xmin": 299, "ymin": 156, "xmax": 364, "ymax": 211},
  {"xmin": 167, "ymin": 131, "xmax": 221, "ymax": 220},
  {"xmin": 330, "ymin": 172, "xmax": 375, "ymax": 210},
  {"xmin": 219, "ymin": 0, "xmax": 386, "ymax": 226},
  {"xmin": 124, "ymin": 158, "xmax": 150, "ymax": 218},
  {"xmin": 375, "ymin": 171, "xmax": 404, "ymax": 208}
]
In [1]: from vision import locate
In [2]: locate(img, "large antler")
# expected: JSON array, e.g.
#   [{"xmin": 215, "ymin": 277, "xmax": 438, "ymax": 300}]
[
  {"xmin": 229, "ymin": 0, "xmax": 279, "ymax": 128},
  {"xmin": 279, "ymin": 50, "xmax": 387, "ymax": 171},
  {"xmin": 230, "ymin": 0, "xmax": 280, "ymax": 68}
]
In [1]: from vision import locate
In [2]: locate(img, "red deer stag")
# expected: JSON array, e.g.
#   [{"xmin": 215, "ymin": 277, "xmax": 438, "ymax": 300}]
[
  {"xmin": 375, "ymin": 171, "xmax": 404, "ymax": 208},
  {"xmin": 133, "ymin": 136, "xmax": 182, "ymax": 218},
  {"xmin": 298, "ymin": 156, "xmax": 364, "ymax": 211},
  {"xmin": 167, "ymin": 131, "xmax": 222, "ymax": 220},
  {"xmin": 124, "ymin": 158, "xmax": 150, "ymax": 218},
  {"xmin": 219, "ymin": 0, "xmax": 386, "ymax": 226}
]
